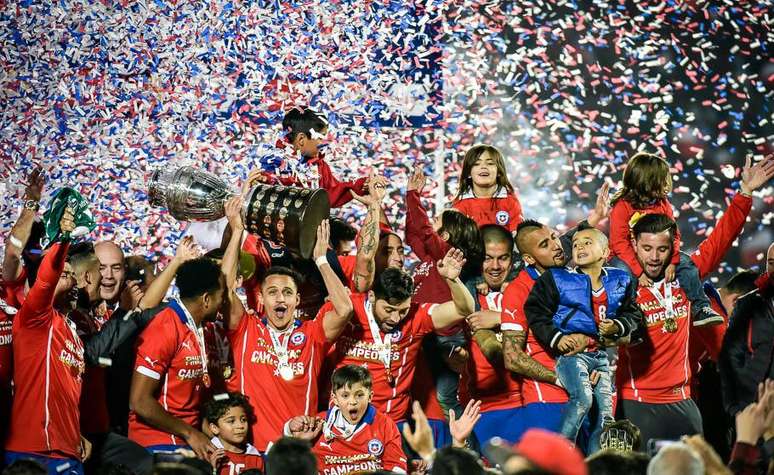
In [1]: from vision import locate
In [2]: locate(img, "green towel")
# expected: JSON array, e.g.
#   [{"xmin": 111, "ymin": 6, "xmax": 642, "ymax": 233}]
[{"xmin": 42, "ymin": 187, "xmax": 96, "ymax": 245}]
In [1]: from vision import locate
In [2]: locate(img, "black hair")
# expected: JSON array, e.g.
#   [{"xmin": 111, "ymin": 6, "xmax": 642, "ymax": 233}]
[
  {"xmin": 372, "ymin": 267, "xmax": 414, "ymax": 304},
  {"xmin": 266, "ymin": 437, "xmax": 317, "ymax": 475},
  {"xmin": 282, "ymin": 108, "xmax": 328, "ymax": 143},
  {"xmin": 722, "ymin": 269, "xmax": 758, "ymax": 295},
  {"xmin": 439, "ymin": 211, "xmax": 484, "ymax": 277},
  {"xmin": 431, "ymin": 447, "xmax": 484, "ymax": 475},
  {"xmin": 1, "ymin": 460, "xmax": 47, "ymax": 475},
  {"xmin": 631, "ymin": 213, "xmax": 677, "ymax": 241},
  {"xmin": 480, "ymin": 224, "xmax": 514, "ymax": 255},
  {"xmin": 331, "ymin": 364, "xmax": 372, "ymax": 392},
  {"xmin": 586, "ymin": 449, "xmax": 649, "ymax": 475},
  {"xmin": 330, "ymin": 217, "xmax": 357, "ymax": 250},
  {"xmin": 515, "ymin": 219, "xmax": 546, "ymax": 253},
  {"xmin": 176, "ymin": 258, "xmax": 223, "ymax": 300},
  {"xmin": 203, "ymin": 392, "xmax": 255, "ymax": 425},
  {"xmin": 260, "ymin": 266, "xmax": 303, "ymax": 288}
]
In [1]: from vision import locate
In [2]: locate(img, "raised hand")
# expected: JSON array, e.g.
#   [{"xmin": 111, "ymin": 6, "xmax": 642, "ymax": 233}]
[
  {"xmin": 740, "ymin": 154, "xmax": 774, "ymax": 195},
  {"xmin": 312, "ymin": 219, "xmax": 330, "ymax": 261},
  {"xmin": 241, "ymin": 169, "xmax": 274, "ymax": 195},
  {"xmin": 60, "ymin": 206, "xmax": 75, "ymax": 238},
  {"xmin": 407, "ymin": 163, "xmax": 427, "ymax": 193},
  {"xmin": 450, "ymin": 399, "xmax": 482, "ymax": 448},
  {"xmin": 24, "ymin": 166, "xmax": 45, "ymax": 202},
  {"xmin": 402, "ymin": 401, "xmax": 435, "ymax": 460},
  {"xmin": 224, "ymin": 196, "xmax": 244, "ymax": 232},
  {"xmin": 588, "ymin": 181, "xmax": 611, "ymax": 227},
  {"xmin": 437, "ymin": 247, "xmax": 466, "ymax": 281},
  {"xmin": 351, "ymin": 172, "xmax": 388, "ymax": 205},
  {"xmin": 175, "ymin": 235, "xmax": 201, "ymax": 263}
]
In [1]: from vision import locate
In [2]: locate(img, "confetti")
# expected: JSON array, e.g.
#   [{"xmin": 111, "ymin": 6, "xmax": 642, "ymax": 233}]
[{"xmin": 0, "ymin": 0, "xmax": 771, "ymax": 275}]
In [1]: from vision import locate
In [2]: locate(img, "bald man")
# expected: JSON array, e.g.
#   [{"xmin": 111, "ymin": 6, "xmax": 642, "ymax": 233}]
[
  {"xmin": 719, "ymin": 242, "xmax": 774, "ymax": 416},
  {"xmin": 94, "ymin": 241, "xmax": 126, "ymax": 304}
]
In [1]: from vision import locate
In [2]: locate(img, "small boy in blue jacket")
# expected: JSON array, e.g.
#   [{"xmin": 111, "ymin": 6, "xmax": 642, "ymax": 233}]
[{"xmin": 524, "ymin": 224, "xmax": 643, "ymax": 453}]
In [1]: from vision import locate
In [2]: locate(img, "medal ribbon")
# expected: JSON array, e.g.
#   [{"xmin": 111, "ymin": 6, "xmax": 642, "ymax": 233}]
[
  {"xmin": 365, "ymin": 299, "xmax": 393, "ymax": 383},
  {"xmin": 648, "ymin": 280, "xmax": 675, "ymax": 323},
  {"xmin": 268, "ymin": 325, "xmax": 294, "ymax": 375},
  {"xmin": 175, "ymin": 300, "xmax": 209, "ymax": 384}
]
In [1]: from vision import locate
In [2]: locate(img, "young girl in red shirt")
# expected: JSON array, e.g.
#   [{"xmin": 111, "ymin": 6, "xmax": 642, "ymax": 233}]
[
  {"xmin": 609, "ymin": 152, "xmax": 723, "ymax": 326},
  {"xmin": 452, "ymin": 144, "xmax": 523, "ymax": 232}
]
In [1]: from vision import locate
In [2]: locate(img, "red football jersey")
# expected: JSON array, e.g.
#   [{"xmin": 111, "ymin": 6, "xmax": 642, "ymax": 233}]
[
  {"xmin": 227, "ymin": 312, "xmax": 331, "ymax": 451},
  {"xmin": 211, "ymin": 437, "xmax": 265, "ymax": 475},
  {"xmin": 465, "ymin": 292, "xmax": 522, "ymax": 412},
  {"xmin": 618, "ymin": 192, "xmax": 752, "ymax": 405},
  {"xmin": 311, "ymin": 405, "xmax": 407, "ymax": 475},
  {"xmin": 128, "ymin": 302, "xmax": 208, "ymax": 447},
  {"xmin": 452, "ymin": 189, "xmax": 523, "ymax": 232},
  {"xmin": 5, "ymin": 242, "xmax": 86, "ymax": 459},
  {"xmin": 618, "ymin": 280, "xmax": 692, "ymax": 403},
  {"xmin": 501, "ymin": 270, "xmax": 568, "ymax": 405},
  {"xmin": 331, "ymin": 293, "xmax": 436, "ymax": 422}
]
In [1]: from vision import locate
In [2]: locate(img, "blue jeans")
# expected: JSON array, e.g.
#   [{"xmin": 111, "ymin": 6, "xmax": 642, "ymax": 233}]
[
  {"xmin": 555, "ymin": 350, "xmax": 614, "ymax": 454},
  {"xmin": 4, "ymin": 452, "xmax": 84, "ymax": 475}
]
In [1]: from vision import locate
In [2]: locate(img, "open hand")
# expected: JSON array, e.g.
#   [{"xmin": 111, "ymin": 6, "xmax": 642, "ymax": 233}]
[
  {"xmin": 450, "ymin": 399, "xmax": 481, "ymax": 448},
  {"xmin": 638, "ymin": 273, "xmax": 653, "ymax": 288},
  {"xmin": 588, "ymin": 181, "xmax": 611, "ymax": 227},
  {"xmin": 437, "ymin": 248, "xmax": 466, "ymax": 281},
  {"xmin": 740, "ymin": 154, "xmax": 774, "ymax": 195},
  {"xmin": 407, "ymin": 163, "xmax": 427, "ymax": 193},
  {"xmin": 175, "ymin": 235, "xmax": 201, "ymax": 263}
]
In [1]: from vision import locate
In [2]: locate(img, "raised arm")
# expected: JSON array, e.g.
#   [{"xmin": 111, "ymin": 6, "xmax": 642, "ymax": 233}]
[
  {"xmin": 138, "ymin": 236, "xmax": 200, "ymax": 310},
  {"xmin": 351, "ymin": 173, "xmax": 388, "ymax": 293},
  {"xmin": 431, "ymin": 248, "xmax": 475, "ymax": 330},
  {"xmin": 2, "ymin": 167, "xmax": 44, "ymax": 282},
  {"xmin": 18, "ymin": 208, "xmax": 74, "ymax": 328},
  {"xmin": 405, "ymin": 164, "xmax": 447, "ymax": 262},
  {"xmin": 316, "ymin": 220, "xmax": 355, "ymax": 342},
  {"xmin": 222, "ymin": 197, "xmax": 248, "ymax": 331},
  {"xmin": 693, "ymin": 155, "xmax": 773, "ymax": 279}
]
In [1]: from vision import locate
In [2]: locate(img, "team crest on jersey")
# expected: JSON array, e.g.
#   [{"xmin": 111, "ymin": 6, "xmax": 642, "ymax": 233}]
[
  {"xmin": 290, "ymin": 332, "xmax": 306, "ymax": 346},
  {"xmin": 496, "ymin": 211, "xmax": 510, "ymax": 225},
  {"xmin": 389, "ymin": 330, "xmax": 402, "ymax": 342},
  {"xmin": 367, "ymin": 439, "xmax": 384, "ymax": 456}
]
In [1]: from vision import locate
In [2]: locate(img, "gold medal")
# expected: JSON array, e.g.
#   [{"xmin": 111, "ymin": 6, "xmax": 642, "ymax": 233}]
[
  {"xmin": 202, "ymin": 373, "xmax": 211, "ymax": 388},
  {"xmin": 222, "ymin": 365, "xmax": 233, "ymax": 380},
  {"xmin": 663, "ymin": 317, "xmax": 678, "ymax": 333}
]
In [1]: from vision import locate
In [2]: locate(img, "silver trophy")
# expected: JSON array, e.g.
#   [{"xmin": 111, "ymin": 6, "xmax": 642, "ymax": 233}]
[{"xmin": 148, "ymin": 166, "xmax": 330, "ymax": 258}]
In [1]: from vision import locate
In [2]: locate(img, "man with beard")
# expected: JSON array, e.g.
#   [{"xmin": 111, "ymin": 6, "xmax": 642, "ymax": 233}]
[
  {"xmin": 617, "ymin": 177, "xmax": 761, "ymax": 447},
  {"xmin": 5, "ymin": 209, "xmax": 161, "ymax": 473}
]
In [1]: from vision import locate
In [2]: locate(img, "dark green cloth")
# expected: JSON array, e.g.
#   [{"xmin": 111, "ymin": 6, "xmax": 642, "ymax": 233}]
[{"xmin": 42, "ymin": 187, "xmax": 96, "ymax": 245}]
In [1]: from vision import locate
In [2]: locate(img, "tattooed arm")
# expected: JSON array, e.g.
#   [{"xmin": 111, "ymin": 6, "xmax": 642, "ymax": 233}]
[
  {"xmin": 351, "ymin": 174, "xmax": 388, "ymax": 293},
  {"xmin": 502, "ymin": 330, "xmax": 557, "ymax": 384},
  {"xmin": 473, "ymin": 329, "xmax": 503, "ymax": 365}
]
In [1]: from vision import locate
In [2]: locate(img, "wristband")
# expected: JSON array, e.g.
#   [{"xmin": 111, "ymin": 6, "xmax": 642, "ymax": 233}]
[
  {"xmin": 315, "ymin": 256, "xmax": 329, "ymax": 267},
  {"xmin": 8, "ymin": 234, "xmax": 23, "ymax": 249},
  {"xmin": 739, "ymin": 189, "xmax": 752, "ymax": 198}
]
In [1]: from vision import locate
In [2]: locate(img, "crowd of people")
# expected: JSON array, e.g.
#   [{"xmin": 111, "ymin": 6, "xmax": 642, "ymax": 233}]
[{"xmin": 1, "ymin": 107, "xmax": 773, "ymax": 475}]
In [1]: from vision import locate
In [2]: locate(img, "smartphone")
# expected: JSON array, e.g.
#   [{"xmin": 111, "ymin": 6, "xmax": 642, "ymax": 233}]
[
  {"xmin": 647, "ymin": 438, "xmax": 676, "ymax": 457},
  {"xmin": 125, "ymin": 265, "xmax": 146, "ymax": 284}
]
